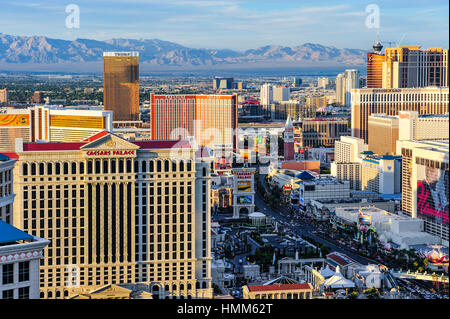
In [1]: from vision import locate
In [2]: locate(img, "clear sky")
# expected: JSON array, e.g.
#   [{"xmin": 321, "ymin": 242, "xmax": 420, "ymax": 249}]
[{"xmin": 1, "ymin": 0, "xmax": 448, "ymax": 51}]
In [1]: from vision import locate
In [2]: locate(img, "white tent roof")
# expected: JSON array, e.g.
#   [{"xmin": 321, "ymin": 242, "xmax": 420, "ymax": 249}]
[
  {"xmin": 323, "ymin": 266, "xmax": 355, "ymax": 289},
  {"xmin": 320, "ymin": 265, "xmax": 335, "ymax": 278}
]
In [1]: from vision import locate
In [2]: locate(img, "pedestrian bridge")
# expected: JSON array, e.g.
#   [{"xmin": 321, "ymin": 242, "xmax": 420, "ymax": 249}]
[{"xmin": 391, "ymin": 270, "xmax": 449, "ymax": 283}]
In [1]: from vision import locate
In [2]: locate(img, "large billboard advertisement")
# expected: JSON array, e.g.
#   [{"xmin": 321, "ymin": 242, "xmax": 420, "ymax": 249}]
[
  {"xmin": 416, "ymin": 164, "xmax": 449, "ymax": 226},
  {"xmin": 358, "ymin": 213, "xmax": 372, "ymax": 225},
  {"xmin": 50, "ymin": 115, "xmax": 105, "ymax": 129},
  {"xmin": 0, "ymin": 114, "xmax": 30, "ymax": 127},
  {"xmin": 237, "ymin": 195, "xmax": 252, "ymax": 204},
  {"xmin": 237, "ymin": 181, "xmax": 251, "ymax": 192}
]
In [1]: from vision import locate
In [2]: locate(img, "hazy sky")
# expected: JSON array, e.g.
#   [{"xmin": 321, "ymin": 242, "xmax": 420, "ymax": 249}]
[{"xmin": 1, "ymin": 0, "xmax": 448, "ymax": 51}]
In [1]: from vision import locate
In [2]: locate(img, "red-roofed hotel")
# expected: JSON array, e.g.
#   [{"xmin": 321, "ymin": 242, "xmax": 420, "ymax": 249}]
[
  {"xmin": 12, "ymin": 131, "xmax": 213, "ymax": 299},
  {"xmin": 242, "ymin": 282, "xmax": 313, "ymax": 299},
  {"xmin": 150, "ymin": 93, "xmax": 238, "ymax": 150}
]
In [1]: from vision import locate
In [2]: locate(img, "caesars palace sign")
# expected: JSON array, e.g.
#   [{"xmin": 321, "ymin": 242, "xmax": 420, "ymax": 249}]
[{"xmin": 85, "ymin": 150, "xmax": 136, "ymax": 157}]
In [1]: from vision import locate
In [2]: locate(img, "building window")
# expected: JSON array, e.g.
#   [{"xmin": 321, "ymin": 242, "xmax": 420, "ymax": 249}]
[
  {"xmin": 2, "ymin": 263, "xmax": 14, "ymax": 285},
  {"xmin": 2, "ymin": 289, "xmax": 14, "ymax": 299},
  {"xmin": 19, "ymin": 261, "xmax": 30, "ymax": 282},
  {"xmin": 18, "ymin": 287, "xmax": 30, "ymax": 299}
]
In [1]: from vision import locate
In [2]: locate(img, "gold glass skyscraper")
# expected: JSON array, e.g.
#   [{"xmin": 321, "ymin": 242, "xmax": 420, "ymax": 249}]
[{"xmin": 103, "ymin": 52, "xmax": 140, "ymax": 121}]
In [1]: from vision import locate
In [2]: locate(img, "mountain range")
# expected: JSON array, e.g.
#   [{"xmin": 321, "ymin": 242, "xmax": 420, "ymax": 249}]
[{"xmin": 0, "ymin": 33, "xmax": 368, "ymax": 70}]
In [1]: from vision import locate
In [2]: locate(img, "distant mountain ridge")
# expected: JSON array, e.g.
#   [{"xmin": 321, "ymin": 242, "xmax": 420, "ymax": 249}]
[{"xmin": 0, "ymin": 33, "xmax": 367, "ymax": 66}]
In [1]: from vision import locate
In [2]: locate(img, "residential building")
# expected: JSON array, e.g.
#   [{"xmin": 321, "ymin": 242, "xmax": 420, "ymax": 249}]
[
  {"xmin": 331, "ymin": 162, "xmax": 362, "ymax": 190},
  {"xmin": 260, "ymin": 84, "xmax": 273, "ymax": 106},
  {"xmin": 331, "ymin": 136, "xmax": 368, "ymax": 190},
  {"xmin": 272, "ymin": 86, "xmax": 290, "ymax": 102},
  {"xmin": 335, "ymin": 73, "xmax": 346, "ymax": 106}
]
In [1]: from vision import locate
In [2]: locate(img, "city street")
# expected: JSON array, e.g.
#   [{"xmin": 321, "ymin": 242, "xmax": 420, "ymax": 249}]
[{"xmin": 256, "ymin": 171, "xmax": 379, "ymax": 266}]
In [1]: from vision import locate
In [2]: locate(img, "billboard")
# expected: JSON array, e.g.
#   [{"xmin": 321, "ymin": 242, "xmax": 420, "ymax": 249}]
[
  {"xmin": 0, "ymin": 114, "xmax": 30, "ymax": 127},
  {"xmin": 237, "ymin": 181, "xmax": 251, "ymax": 192},
  {"xmin": 237, "ymin": 195, "xmax": 252, "ymax": 204},
  {"xmin": 416, "ymin": 164, "xmax": 449, "ymax": 226},
  {"xmin": 50, "ymin": 115, "xmax": 105, "ymax": 129},
  {"xmin": 358, "ymin": 213, "xmax": 372, "ymax": 225}
]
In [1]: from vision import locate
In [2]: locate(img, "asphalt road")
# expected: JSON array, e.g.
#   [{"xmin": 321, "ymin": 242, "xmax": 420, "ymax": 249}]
[{"xmin": 256, "ymin": 171, "xmax": 376, "ymax": 266}]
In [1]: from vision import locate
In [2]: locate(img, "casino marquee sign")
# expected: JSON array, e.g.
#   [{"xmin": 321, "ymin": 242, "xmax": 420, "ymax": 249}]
[
  {"xmin": 81, "ymin": 135, "xmax": 139, "ymax": 158},
  {"xmin": 85, "ymin": 150, "xmax": 136, "ymax": 157}
]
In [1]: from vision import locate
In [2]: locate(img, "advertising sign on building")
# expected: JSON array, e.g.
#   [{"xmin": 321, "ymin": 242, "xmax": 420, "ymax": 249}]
[
  {"xmin": 416, "ymin": 164, "xmax": 449, "ymax": 226},
  {"xmin": 358, "ymin": 212, "xmax": 372, "ymax": 225},
  {"xmin": 237, "ymin": 195, "xmax": 252, "ymax": 204},
  {"xmin": 0, "ymin": 114, "xmax": 30, "ymax": 127},
  {"xmin": 237, "ymin": 181, "xmax": 252, "ymax": 192}
]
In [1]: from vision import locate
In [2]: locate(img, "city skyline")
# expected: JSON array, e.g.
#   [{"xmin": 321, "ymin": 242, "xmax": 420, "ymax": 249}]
[{"xmin": 0, "ymin": 0, "xmax": 448, "ymax": 303}]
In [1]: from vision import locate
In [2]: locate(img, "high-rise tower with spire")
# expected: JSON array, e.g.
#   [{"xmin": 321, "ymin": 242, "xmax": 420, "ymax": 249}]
[{"xmin": 283, "ymin": 115, "xmax": 295, "ymax": 161}]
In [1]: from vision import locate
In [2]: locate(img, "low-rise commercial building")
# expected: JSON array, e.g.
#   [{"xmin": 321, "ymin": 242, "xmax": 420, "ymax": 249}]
[
  {"xmin": 294, "ymin": 118, "xmax": 349, "ymax": 148},
  {"xmin": 242, "ymin": 282, "xmax": 313, "ymax": 299},
  {"xmin": 298, "ymin": 176, "xmax": 350, "ymax": 210},
  {"xmin": 334, "ymin": 206, "xmax": 442, "ymax": 249}
]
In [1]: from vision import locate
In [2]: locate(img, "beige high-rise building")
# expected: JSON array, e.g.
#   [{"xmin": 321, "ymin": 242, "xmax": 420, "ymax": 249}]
[
  {"xmin": 335, "ymin": 73, "xmax": 346, "ymax": 106},
  {"xmin": 368, "ymin": 111, "xmax": 449, "ymax": 155},
  {"xmin": 351, "ymin": 87, "xmax": 449, "ymax": 143},
  {"xmin": 368, "ymin": 114, "xmax": 399, "ymax": 155},
  {"xmin": 12, "ymin": 132, "xmax": 212, "ymax": 299},
  {"xmin": 0, "ymin": 88, "xmax": 8, "ymax": 105},
  {"xmin": 398, "ymin": 111, "xmax": 449, "ymax": 141},
  {"xmin": 331, "ymin": 136, "xmax": 368, "ymax": 190},
  {"xmin": 294, "ymin": 118, "xmax": 349, "ymax": 148}
]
